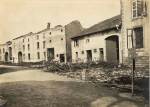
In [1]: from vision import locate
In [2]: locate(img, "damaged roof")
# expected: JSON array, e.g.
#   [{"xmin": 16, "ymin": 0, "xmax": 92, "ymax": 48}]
[{"xmin": 71, "ymin": 15, "xmax": 121, "ymax": 39}]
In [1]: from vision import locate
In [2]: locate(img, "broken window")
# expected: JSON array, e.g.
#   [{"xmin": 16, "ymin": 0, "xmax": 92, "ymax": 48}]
[{"xmin": 37, "ymin": 42, "xmax": 40, "ymax": 49}]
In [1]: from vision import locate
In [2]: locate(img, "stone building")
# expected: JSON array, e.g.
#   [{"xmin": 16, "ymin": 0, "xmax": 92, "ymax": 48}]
[
  {"xmin": 0, "ymin": 41, "xmax": 12, "ymax": 62},
  {"xmin": 71, "ymin": 15, "xmax": 122, "ymax": 64},
  {"xmin": 9, "ymin": 21, "xmax": 83, "ymax": 63},
  {"xmin": 120, "ymin": 0, "xmax": 149, "ymax": 68}
]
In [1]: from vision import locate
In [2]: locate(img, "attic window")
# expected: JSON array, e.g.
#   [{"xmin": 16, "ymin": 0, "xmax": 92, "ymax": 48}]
[{"xmin": 86, "ymin": 39, "xmax": 90, "ymax": 43}]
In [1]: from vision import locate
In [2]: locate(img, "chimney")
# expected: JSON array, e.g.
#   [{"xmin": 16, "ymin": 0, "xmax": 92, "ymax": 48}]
[{"xmin": 47, "ymin": 22, "xmax": 50, "ymax": 28}]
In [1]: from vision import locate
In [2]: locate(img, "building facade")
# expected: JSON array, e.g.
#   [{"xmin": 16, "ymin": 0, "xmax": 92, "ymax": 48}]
[
  {"xmin": 71, "ymin": 15, "xmax": 122, "ymax": 64},
  {"xmin": 120, "ymin": 0, "xmax": 149, "ymax": 68}
]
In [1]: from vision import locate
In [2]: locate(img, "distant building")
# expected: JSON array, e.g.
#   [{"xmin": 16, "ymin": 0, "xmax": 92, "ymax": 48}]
[
  {"xmin": 120, "ymin": 0, "xmax": 149, "ymax": 68},
  {"xmin": 71, "ymin": 15, "xmax": 122, "ymax": 63},
  {"xmin": 6, "ymin": 21, "xmax": 83, "ymax": 63}
]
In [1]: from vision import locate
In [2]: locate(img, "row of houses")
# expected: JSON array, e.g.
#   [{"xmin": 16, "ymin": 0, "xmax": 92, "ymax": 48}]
[{"xmin": 0, "ymin": 0, "xmax": 149, "ymax": 68}]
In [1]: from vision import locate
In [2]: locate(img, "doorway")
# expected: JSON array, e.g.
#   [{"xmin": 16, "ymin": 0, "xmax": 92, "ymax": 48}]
[
  {"xmin": 105, "ymin": 35, "xmax": 119, "ymax": 63},
  {"xmin": 86, "ymin": 50, "xmax": 92, "ymax": 62},
  {"xmin": 60, "ymin": 54, "xmax": 65, "ymax": 62},
  {"xmin": 47, "ymin": 48, "xmax": 54, "ymax": 61},
  {"xmin": 5, "ymin": 52, "xmax": 8, "ymax": 61},
  {"xmin": 18, "ymin": 51, "xmax": 22, "ymax": 63},
  {"xmin": 99, "ymin": 48, "xmax": 104, "ymax": 61}
]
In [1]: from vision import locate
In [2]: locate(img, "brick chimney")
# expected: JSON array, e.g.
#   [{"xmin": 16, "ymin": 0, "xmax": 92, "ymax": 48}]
[{"xmin": 47, "ymin": 22, "xmax": 50, "ymax": 28}]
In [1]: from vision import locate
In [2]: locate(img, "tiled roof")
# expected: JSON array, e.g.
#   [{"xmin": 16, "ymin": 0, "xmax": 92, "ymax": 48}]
[{"xmin": 71, "ymin": 15, "xmax": 121, "ymax": 39}]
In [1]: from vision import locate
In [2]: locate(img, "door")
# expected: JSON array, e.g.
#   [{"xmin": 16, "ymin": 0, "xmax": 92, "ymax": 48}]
[
  {"xmin": 60, "ymin": 54, "xmax": 65, "ymax": 62},
  {"xmin": 18, "ymin": 52, "xmax": 22, "ymax": 63},
  {"xmin": 47, "ymin": 48, "xmax": 54, "ymax": 61},
  {"xmin": 86, "ymin": 50, "xmax": 92, "ymax": 62}
]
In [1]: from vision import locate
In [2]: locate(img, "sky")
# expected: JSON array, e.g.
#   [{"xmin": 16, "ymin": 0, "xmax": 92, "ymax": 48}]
[{"xmin": 0, "ymin": 0, "xmax": 120, "ymax": 44}]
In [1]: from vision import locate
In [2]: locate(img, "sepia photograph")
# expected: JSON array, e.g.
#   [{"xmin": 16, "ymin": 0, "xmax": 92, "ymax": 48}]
[{"xmin": 0, "ymin": 0, "xmax": 149, "ymax": 107}]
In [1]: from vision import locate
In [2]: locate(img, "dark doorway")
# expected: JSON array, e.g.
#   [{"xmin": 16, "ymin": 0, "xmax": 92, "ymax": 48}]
[
  {"xmin": 86, "ymin": 50, "xmax": 92, "ymax": 62},
  {"xmin": 75, "ymin": 52, "xmax": 78, "ymax": 61},
  {"xmin": 9, "ymin": 47, "xmax": 12, "ymax": 60},
  {"xmin": 5, "ymin": 52, "xmax": 8, "ymax": 61},
  {"xmin": 105, "ymin": 35, "xmax": 119, "ymax": 63},
  {"xmin": 99, "ymin": 48, "xmax": 104, "ymax": 61},
  {"xmin": 47, "ymin": 48, "xmax": 54, "ymax": 61},
  {"xmin": 60, "ymin": 54, "xmax": 65, "ymax": 62},
  {"xmin": 18, "ymin": 51, "xmax": 22, "ymax": 63}
]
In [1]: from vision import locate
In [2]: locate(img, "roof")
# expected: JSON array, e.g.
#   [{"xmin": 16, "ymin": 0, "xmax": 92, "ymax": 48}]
[
  {"xmin": 71, "ymin": 15, "xmax": 121, "ymax": 39},
  {"xmin": 13, "ymin": 32, "xmax": 34, "ymax": 40}
]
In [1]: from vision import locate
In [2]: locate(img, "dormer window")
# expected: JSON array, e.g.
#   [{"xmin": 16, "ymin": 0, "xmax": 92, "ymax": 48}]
[
  {"xmin": 86, "ymin": 39, "xmax": 90, "ymax": 43},
  {"xmin": 74, "ymin": 39, "xmax": 79, "ymax": 47}
]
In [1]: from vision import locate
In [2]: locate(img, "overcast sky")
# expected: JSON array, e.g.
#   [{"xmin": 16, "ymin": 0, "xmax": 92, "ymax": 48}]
[{"xmin": 0, "ymin": 0, "xmax": 120, "ymax": 44}]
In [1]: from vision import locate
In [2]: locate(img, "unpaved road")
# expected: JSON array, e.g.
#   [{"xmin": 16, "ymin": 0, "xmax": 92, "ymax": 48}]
[{"xmin": 0, "ymin": 65, "xmax": 148, "ymax": 107}]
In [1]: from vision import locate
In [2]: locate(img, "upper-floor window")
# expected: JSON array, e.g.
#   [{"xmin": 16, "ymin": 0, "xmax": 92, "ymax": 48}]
[
  {"xmin": 74, "ymin": 39, "xmax": 79, "ymax": 47},
  {"xmin": 0, "ymin": 49, "xmax": 1, "ymax": 53},
  {"xmin": 23, "ymin": 54, "xmax": 25, "ymax": 60},
  {"xmin": 37, "ymin": 42, "xmax": 40, "ymax": 49},
  {"xmin": 94, "ymin": 49, "xmax": 97, "ymax": 53},
  {"xmin": 36, "ymin": 35, "xmax": 39, "ymax": 40},
  {"xmin": 43, "ymin": 41, "xmax": 46, "ymax": 48},
  {"xmin": 61, "ymin": 29, "xmax": 63, "ymax": 32},
  {"xmin": 132, "ymin": 0, "xmax": 145, "ymax": 19},
  {"xmin": 43, "ymin": 33, "xmax": 45, "ymax": 39},
  {"xmin": 28, "ymin": 38, "xmax": 29, "ymax": 42},
  {"xmin": 49, "ymin": 32, "xmax": 51, "ymax": 35},
  {"xmin": 3, "ymin": 48, "xmax": 5, "ymax": 53},
  {"xmin": 37, "ymin": 52, "xmax": 40, "ymax": 59},
  {"xmin": 61, "ymin": 38, "xmax": 63, "ymax": 41},
  {"xmin": 28, "ymin": 44, "xmax": 30, "ymax": 51},
  {"xmin": 81, "ymin": 51, "xmax": 84, "ymax": 54},
  {"xmin": 23, "ymin": 39, "xmax": 24, "ymax": 43},
  {"xmin": 23, "ymin": 45, "xmax": 25, "ymax": 51}
]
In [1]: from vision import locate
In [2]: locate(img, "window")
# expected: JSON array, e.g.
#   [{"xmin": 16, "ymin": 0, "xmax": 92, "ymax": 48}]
[
  {"xmin": 28, "ymin": 38, "xmax": 29, "ymax": 42},
  {"xmin": 37, "ymin": 42, "xmax": 39, "ymax": 49},
  {"xmin": 3, "ymin": 48, "xmax": 4, "ymax": 53},
  {"xmin": 56, "ymin": 54, "xmax": 59, "ymax": 57},
  {"xmin": 134, "ymin": 27, "xmax": 143, "ymax": 49},
  {"xmin": 81, "ymin": 51, "xmax": 84, "ymax": 54},
  {"xmin": 28, "ymin": 44, "xmax": 30, "ymax": 51},
  {"xmin": 0, "ymin": 56, "xmax": 1, "ymax": 61},
  {"xmin": 28, "ymin": 53, "xmax": 30, "ymax": 60},
  {"xmin": 61, "ymin": 38, "xmax": 63, "ymax": 41},
  {"xmin": 132, "ymin": 0, "xmax": 144, "ymax": 19},
  {"xmin": 37, "ymin": 52, "xmax": 40, "ymax": 59},
  {"xmin": 61, "ymin": 29, "xmax": 63, "ymax": 32},
  {"xmin": 49, "ymin": 32, "xmax": 51, "ymax": 35},
  {"xmin": 37, "ymin": 35, "xmax": 39, "ymax": 40},
  {"xmin": 74, "ymin": 39, "xmax": 79, "ymax": 47},
  {"xmin": 43, "ymin": 33, "xmax": 45, "ymax": 39},
  {"xmin": 0, "ymin": 49, "xmax": 1, "ymax": 53},
  {"xmin": 23, "ymin": 39, "xmax": 24, "ymax": 43},
  {"xmin": 44, "ymin": 52, "xmax": 46, "ymax": 59},
  {"xmin": 86, "ymin": 39, "xmax": 90, "ymax": 43},
  {"xmin": 43, "ymin": 41, "xmax": 46, "ymax": 48},
  {"xmin": 23, "ymin": 54, "xmax": 25, "ymax": 60},
  {"xmin": 49, "ymin": 40, "xmax": 52, "ymax": 42},
  {"xmin": 127, "ymin": 27, "xmax": 143, "ymax": 49},
  {"xmin": 94, "ymin": 49, "xmax": 97, "ymax": 53},
  {"xmin": 23, "ymin": 45, "xmax": 25, "ymax": 51}
]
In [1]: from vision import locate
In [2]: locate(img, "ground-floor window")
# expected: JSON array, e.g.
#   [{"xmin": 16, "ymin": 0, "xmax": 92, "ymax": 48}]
[
  {"xmin": 37, "ymin": 52, "xmax": 40, "ymax": 59},
  {"xmin": 28, "ymin": 53, "xmax": 30, "ymax": 60}
]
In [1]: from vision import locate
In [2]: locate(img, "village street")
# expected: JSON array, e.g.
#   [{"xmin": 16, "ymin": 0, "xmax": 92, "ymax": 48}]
[{"xmin": 0, "ymin": 65, "xmax": 148, "ymax": 107}]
